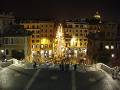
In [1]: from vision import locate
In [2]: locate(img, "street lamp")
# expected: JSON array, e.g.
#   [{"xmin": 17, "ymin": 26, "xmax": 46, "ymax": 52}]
[
  {"xmin": 1, "ymin": 50, "xmax": 4, "ymax": 53},
  {"xmin": 111, "ymin": 45, "xmax": 114, "ymax": 50},
  {"xmin": 105, "ymin": 45, "xmax": 109, "ymax": 50},
  {"xmin": 111, "ymin": 54, "xmax": 115, "ymax": 58},
  {"xmin": 1, "ymin": 49, "xmax": 6, "ymax": 62},
  {"xmin": 105, "ymin": 45, "xmax": 114, "ymax": 50}
]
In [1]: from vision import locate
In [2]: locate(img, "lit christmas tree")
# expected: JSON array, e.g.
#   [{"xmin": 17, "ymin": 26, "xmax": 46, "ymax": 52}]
[{"xmin": 54, "ymin": 24, "xmax": 65, "ymax": 58}]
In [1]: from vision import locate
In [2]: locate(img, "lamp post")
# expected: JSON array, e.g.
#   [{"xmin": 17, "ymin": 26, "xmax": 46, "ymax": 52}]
[
  {"xmin": 1, "ymin": 49, "xmax": 6, "ymax": 62},
  {"xmin": 105, "ymin": 45, "xmax": 115, "ymax": 65}
]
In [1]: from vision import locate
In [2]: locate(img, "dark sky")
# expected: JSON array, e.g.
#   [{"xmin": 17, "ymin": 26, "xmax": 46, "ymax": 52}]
[{"xmin": 0, "ymin": 0, "xmax": 120, "ymax": 20}]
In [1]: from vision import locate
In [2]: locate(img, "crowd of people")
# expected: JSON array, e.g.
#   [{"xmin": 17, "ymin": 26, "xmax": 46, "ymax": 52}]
[{"xmin": 32, "ymin": 59, "xmax": 78, "ymax": 71}]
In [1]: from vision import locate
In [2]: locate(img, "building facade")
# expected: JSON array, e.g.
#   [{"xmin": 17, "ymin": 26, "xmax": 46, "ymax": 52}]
[
  {"xmin": 0, "ymin": 12, "xmax": 15, "ymax": 29},
  {"xmin": 21, "ymin": 20, "xmax": 56, "ymax": 62},
  {"xmin": 0, "ymin": 25, "xmax": 32, "ymax": 61},
  {"xmin": 62, "ymin": 19, "xmax": 92, "ymax": 64},
  {"xmin": 87, "ymin": 21, "xmax": 120, "ymax": 66},
  {"xmin": 0, "ymin": 12, "xmax": 32, "ymax": 62}
]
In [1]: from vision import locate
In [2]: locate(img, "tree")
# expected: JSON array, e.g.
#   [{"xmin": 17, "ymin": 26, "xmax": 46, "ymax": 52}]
[{"xmin": 54, "ymin": 24, "xmax": 65, "ymax": 58}]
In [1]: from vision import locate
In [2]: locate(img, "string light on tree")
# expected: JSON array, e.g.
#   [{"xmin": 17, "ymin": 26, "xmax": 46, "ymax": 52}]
[{"xmin": 54, "ymin": 24, "xmax": 65, "ymax": 58}]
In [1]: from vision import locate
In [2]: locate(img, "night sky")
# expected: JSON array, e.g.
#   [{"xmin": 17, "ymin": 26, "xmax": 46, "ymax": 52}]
[{"xmin": 0, "ymin": 0, "xmax": 120, "ymax": 20}]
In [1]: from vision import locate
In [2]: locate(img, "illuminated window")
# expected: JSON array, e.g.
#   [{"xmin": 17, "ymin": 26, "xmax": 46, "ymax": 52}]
[
  {"xmin": 37, "ymin": 44, "xmax": 40, "ymax": 48},
  {"xmin": 45, "ymin": 44, "xmax": 48, "ymax": 48},
  {"xmin": 32, "ymin": 45, "xmax": 35, "ymax": 48},
  {"xmin": 41, "ymin": 44, "xmax": 44, "ymax": 48}
]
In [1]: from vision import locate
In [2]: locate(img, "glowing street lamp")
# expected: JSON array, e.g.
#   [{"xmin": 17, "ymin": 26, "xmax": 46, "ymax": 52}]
[
  {"xmin": 105, "ymin": 45, "xmax": 114, "ymax": 50},
  {"xmin": 1, "ymin": 50, "xmax": 4, "ymax": 53},
  {"xmin": 105, "ymin": 45, "xmax": 109, "ymax": 50},
  {"xmin": 111, "ymin": 54, "xmax": 115, "ymax": 58},
  {"xmin": 111, "ymin": 45, "xmax": 114, "ymax": 49}
]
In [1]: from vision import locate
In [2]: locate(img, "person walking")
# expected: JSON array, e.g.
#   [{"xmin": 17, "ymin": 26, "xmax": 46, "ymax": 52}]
[
  {"xmin": 60, "ymin": 61, "xmax": 64, "ymax": 71},
  {"xmin": 33, "ymin": 61, "xmax": 37, "ymax": 69},
  {"xmin": 74, "ymin": 64, "xmax": 77, "ymax": 71}
]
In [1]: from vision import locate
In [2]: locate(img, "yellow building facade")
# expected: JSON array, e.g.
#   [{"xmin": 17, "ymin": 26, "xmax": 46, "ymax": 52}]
[
  {"xmin": 63, "ymin": 20, "xmax": 99, "ymax": 64},
  {"xmin": 21, "ymin": 21, "xmax": 56, "ymax": 62},
  {"xmin": 63, "ymin": 21, "xmax": 88, "ymax": 58}
]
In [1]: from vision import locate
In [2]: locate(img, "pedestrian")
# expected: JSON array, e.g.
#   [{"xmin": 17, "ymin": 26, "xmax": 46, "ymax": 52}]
[
  {"xmin": 65, "ymin": 64, "xmax": 69, "ymax": 71},
  {"xmin": 60, "ymin": 61, "xmax": 64, "ymax": 71},
  {"xmin": 74, "ymin": 64, "xmax": 77, "ymax": 71},
  {"xmin": 33, "ymin": 61, "xmax": 37, "ymax": 69},
  {"xmin": 59, "ymin": 64, "xmax": 61, "ymax": 71}
]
